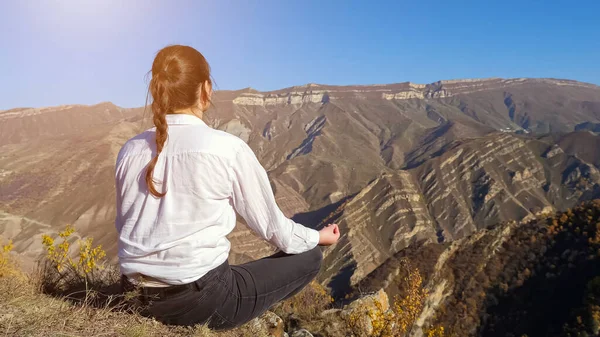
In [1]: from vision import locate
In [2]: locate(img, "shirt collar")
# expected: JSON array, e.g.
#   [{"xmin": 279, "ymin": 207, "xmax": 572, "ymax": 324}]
[{"xmin": 165, "ymin": 113, "xmax": 207, "ymax": 126}]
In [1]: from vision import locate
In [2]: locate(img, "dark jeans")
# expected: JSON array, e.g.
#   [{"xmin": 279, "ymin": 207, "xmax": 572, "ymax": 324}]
[{"xmin": 122, "ymin": 246, "xmax": 323, "ymax": 330}]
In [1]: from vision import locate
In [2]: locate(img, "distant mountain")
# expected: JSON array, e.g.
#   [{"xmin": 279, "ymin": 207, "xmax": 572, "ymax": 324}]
[{"xmin": 1, "ymin": 77, "xmax": 600, "ymax": 291}]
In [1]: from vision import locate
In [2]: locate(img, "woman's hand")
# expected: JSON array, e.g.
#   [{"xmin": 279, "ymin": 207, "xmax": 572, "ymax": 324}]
[{"xmin": 318, "ymin": 224, "xmax": 340, "ymax": 246}]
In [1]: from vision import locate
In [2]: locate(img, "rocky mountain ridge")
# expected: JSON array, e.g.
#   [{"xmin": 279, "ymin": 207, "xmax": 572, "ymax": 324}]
[{"xmin": 227, "ymin": 78, "xmax": 598, "ymax": 106}]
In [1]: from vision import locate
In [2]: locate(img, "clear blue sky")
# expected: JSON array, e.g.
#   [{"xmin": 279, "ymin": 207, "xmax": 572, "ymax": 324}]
[{"xmin": 1, "ymin": 0, "xmax": 599, "ymax": 109}]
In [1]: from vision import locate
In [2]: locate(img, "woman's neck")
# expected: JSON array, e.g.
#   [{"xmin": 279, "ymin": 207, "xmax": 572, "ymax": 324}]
[{"xmin": 172, "ymin": 108, "xmax": 203, "ymax": 120}]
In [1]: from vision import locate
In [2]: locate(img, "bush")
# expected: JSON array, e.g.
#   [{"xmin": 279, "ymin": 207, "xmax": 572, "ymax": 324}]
[
  {"xmin": 0, "ymin": 239, "xmax": 15, "ymax": 276},
  {"xmin": 0, "ymin": 238, "xmax": 23, "ymax": 281},
  {"xmin": 39, "ymin": 225, "xmax": 116, "ymax": 303},
  {"xmin": 345, "ymin": 259, "xmax": 445, "ymax": 337}
]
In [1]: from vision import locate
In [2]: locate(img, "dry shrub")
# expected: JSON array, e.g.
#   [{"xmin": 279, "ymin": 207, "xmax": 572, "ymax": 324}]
[
  {"xmin": 0, "ymin": 238, "xmax": 31, "ymax": 306},
  {"xmin": 0, "ymin": 238, "xmax": 18, "ymax": 278},
  {"xmin": 274, "ymin": 280, "xmax": 334, "ymax": 322},
  {"xmin": 345, "ymin": 259, "xmax": 445, "ymax": 337},
  {"xmin": 37, "ymin": 225, "xmax": 124, "ymax": 310},
  {"xmin": 393, "ymin": 259, "xmax": 429, "ymax": 335},
  {"xmin": 40, "ymin": 225, "xmax": 108, "ymax": 291},
  {"xmin": 346, "ymin": 295, "xmax": 394, "ymax": 337}
]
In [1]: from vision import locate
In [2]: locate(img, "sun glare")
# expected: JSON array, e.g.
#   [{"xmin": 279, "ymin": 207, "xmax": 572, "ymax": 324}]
[{"xmin": 25, "ymin": 0, "xmax": 140, "ymax": 45}]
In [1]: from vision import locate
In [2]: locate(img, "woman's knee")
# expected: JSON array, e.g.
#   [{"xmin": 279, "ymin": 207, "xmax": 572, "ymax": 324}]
[{"xmin": 305, "ymin": 246, "xmax": 323, "ymax": 273}]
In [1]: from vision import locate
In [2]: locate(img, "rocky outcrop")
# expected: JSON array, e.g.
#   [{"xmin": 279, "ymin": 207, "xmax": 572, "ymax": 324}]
[
  {"xmin": 233, "ymin": 91, "xmax": 327, "ymax": 106},
  {"xmin": 248, "ymin": 290, "xmax": 392, "ymax": 337},
  {"xmin": 320, "ymin": 172, "xmax": 437, "ymax": 291},
  {"xmin": 543, "ymin": 144, "xmax": 564, "ymax": 159},
  {"xmin": 339, "ymin": 289, "xmax": 391, "ymax": 336},
  {"xmin": 412, "ymin": 133, "xmax": 549, "ymax": 240},
  {"xmin": 250, "ymin": 311, "xmax": 286, "ymax": 337},
  {"xmin": 230, "ymin": 78, "xmax": 599, "ymax": 108}
]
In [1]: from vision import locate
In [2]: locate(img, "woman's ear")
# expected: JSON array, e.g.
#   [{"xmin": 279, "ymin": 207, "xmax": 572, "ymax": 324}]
[
  {"xmin": 197, "ymin": 80, "xmax": 212, "ymax": 111},
  {"xmin": 205, "ymin": 80, "xmax": 213, "ymax": 98}
]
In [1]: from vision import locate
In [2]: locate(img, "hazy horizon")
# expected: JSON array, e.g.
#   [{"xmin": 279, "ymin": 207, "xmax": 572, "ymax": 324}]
[{"xmin": 2, "ymin": 76, "xmax": 599, "ymax": 111}]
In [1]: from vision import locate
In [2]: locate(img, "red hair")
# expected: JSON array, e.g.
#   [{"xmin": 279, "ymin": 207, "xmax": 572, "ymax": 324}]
[{"xmin": 145, "ymin": 45, "xmax": 212, "ymax": 197}]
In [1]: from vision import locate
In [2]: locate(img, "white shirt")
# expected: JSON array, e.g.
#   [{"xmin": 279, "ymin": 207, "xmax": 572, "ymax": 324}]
[{"xmin": 115, "ymin": 113, "xmax": 320, "ymax": 285}]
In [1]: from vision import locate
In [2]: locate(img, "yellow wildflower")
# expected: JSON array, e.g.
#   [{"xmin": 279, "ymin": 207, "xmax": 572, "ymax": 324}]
[{"xmin": 2, "ymin": 240, "xmax": 13, "ymax": 253}]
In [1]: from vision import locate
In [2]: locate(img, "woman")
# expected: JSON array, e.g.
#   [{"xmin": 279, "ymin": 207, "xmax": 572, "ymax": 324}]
[{"xmin": 115, "ymin": 45, "xmax": 340, "ymax": 330}]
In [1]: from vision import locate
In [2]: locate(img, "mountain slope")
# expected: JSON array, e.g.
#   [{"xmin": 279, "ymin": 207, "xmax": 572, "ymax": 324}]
[
  {"xmin": 357, "ymin": 200, "xmax": 600, "ymax": 336},
  {"xmin": 1, "ymin": 77, "xmax": 600, "ymax": 286}
]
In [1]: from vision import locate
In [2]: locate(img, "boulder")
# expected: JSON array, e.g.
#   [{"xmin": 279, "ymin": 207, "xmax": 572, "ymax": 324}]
[
  {"xmin": 290, "ymin": 329, "xmax": 314, "ymax": 337},
  {"xmin": 264, "ymin": 311, "xmax": 286, "ymax": 337},
  {"xmin": 248, "ymin": 311, "xmax": 286, "ymax": 337},
  {"xmin": 340, "ymin": 289, "xmax": 392, "ymax": 336}
]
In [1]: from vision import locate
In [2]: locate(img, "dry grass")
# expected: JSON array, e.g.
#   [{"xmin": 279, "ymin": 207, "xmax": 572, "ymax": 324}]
[
  {"xmin": 0, "ymin": 231, "xmax": 346, "ymax": 337},
  {"xmin": 0, "ymin": 251, "xmax": 270, "ymax": 337}
]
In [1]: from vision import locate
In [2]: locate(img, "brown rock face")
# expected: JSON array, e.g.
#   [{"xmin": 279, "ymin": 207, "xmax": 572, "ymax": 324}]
[
  {"xmin": 320, "ymin": 171, "xmax": 436, "ymax": 291},
  {"xmin": 1, "ymin": 78, "xmax": 600, "ymax": 290},
  {"xmin": 412, "ymin": 133, "xmax": 549, "ymax": 240}
]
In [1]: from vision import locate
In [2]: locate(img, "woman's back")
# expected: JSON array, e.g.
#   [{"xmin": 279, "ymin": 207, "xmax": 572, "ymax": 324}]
[{"xmin": 115, "ymin": 113, "xmax": 245, "ymax": 285}]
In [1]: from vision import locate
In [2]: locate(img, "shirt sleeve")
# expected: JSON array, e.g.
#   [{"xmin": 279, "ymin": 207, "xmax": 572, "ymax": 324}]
[{"xmin": 229, "ymin": 141, "xmax": 320, "ymax": 254}]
